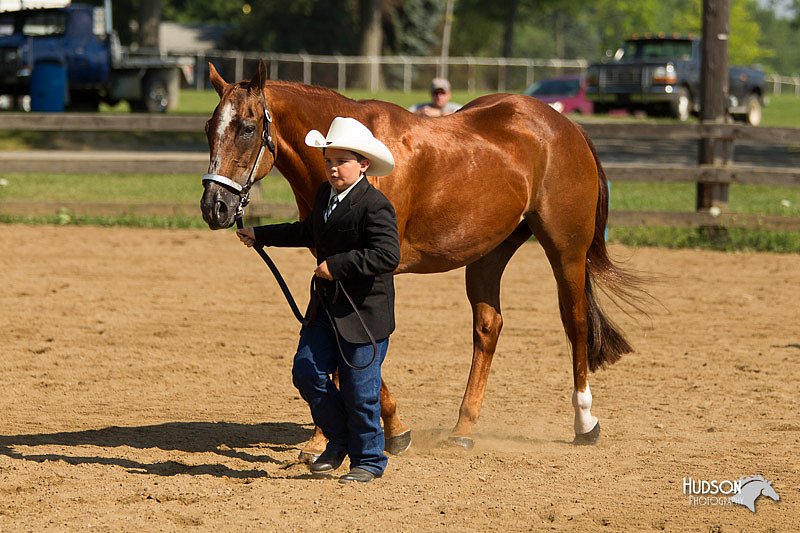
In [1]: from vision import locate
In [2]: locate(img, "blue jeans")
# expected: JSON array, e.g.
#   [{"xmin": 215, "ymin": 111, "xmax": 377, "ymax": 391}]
[{"xmin": 292, "ymin": 315, "xmax": 389, "ymax": 475}]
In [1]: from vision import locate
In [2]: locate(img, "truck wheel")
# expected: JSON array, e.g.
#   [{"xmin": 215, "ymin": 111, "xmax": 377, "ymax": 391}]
[
  {"xmin": 670, "ymin": 87, "xmax": 692, "ymax": 122},
  {"xmin": 744, "ymin": 94, "xmax": 762, "ymax": 126},
  {"xmin": 593, "ymin": 102, "xmax": 610, "ymax": 115},
  {"xmin": 15, "ymin": 95, "xmax": 31, "ymax": 112},
  {"xmin": 131, "ymin": 74, "xmax": 170, "ymax": 113}
]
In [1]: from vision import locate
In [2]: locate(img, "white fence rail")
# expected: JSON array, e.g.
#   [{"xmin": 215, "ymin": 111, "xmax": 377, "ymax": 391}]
[
  {"xmin": 141, "ymin": 48, "xmax": 587, "ymax": 94},
  {"xmin": 139, "ymin": 48, "xmax": 800, "ymax": 96},
  {"xmin": 766, "ymin": 74, "xmax": 800, "ymax": 96}
]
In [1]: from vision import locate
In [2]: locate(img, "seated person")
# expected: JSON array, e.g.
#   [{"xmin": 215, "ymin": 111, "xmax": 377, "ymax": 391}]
[{"xmin": 408, "ymin": 78, "xmax": 462, "ymax": 117}]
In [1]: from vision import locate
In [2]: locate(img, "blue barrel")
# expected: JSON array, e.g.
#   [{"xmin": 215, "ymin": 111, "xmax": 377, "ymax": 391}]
[{"xmin": 30, "ymin": 60, "xmax": 67, "ymax": 113}]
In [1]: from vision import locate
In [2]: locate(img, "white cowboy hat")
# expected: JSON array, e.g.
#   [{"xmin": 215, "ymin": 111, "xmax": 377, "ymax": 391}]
[{"xmin": 305, "ymin": 117, "xmax": 395, "ymax": 176}]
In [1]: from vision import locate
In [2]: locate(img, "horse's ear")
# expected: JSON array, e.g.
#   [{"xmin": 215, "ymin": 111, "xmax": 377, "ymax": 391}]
[
  {"xmin": 250, "ymin": 61, "xmax": 268, "ymax": 92},
  {"xmin": 208, "ymin": 62, "xmax": 228, "ymax": 97},
  {"xmin": 259, "ymin": 60, "xmax": 268, "ymax": 89}
]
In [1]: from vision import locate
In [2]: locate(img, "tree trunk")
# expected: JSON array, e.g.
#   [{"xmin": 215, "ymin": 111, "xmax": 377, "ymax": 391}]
[
  {"xmin": 501, "ymin": 0, "xmax": 519, "ymax": 58},
  {"xmin": 554, "ymin": 10, "xmax": 565, "ymax": 75},
  {"xmin": 138, "ymin": 0, "xmax": 163, "ymax": 49},
  {"xmin": 555, "ymin": 12, "xmax": 565, "ymax": 59},
  {"xmin": 439, "ymin": 0, "xmax": 456, "ymax": 79},
  {"xmin": 358, "ymin": 0, "xmax": 383, "ymax": 91},
  {"xmin": 500, "ymin": 0, "xmax": 519, "ymax": 92}
]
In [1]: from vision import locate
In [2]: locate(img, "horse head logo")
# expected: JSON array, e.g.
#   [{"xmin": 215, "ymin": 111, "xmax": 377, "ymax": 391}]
[{"xmin": 730, "ymin": 475, "xmax": 780, "ymax": 512}]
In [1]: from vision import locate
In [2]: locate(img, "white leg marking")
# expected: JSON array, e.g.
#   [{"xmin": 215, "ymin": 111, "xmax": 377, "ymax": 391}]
[{"xmin": 572, "ymin": 385, "xmax": 599, "ymax": 435}]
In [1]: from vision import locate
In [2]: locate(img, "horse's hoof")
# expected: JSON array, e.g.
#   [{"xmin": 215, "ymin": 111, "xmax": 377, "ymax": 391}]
[
  {"xmin": 297, "ymin": 450, "xmax": 321, "ymax": 464},
  {"xmin": 447, "ymin": 435, "xmax": 475, "ymax": 450},
  {"xmin": 385, "ymin": 430, "xmax": 412, "ymax": 455},
  {"xmin": 573, "ymin": 421, "xmax": 601, "ymax": 445}
]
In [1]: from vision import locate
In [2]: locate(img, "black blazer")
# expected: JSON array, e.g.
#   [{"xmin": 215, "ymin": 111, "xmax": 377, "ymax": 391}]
[{"xmin": 254, "ymin": 178, "xmax": 401, "ymax": 343}]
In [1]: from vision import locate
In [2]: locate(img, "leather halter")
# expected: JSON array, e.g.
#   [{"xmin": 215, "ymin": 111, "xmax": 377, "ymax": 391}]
[{"xmin": 202, "ymin": 86, "xmax": 276, "ymax": 218}]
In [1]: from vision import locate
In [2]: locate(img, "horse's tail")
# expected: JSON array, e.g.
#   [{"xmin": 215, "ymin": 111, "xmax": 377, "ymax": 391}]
[{"xmin": 579, "ymin": 126, "xmax": 651, "ymax": 372}]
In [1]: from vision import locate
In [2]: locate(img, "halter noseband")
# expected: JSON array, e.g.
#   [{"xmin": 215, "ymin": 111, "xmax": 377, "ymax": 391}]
[{"xmin": 202, "ymin": 86, "xmax": 276, "ymax": 219}]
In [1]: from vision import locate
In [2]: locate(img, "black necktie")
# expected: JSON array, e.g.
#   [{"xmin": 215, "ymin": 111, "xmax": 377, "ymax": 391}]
[{"xmin": 324, "ymin": 194, "xmax": 339, "ymax": 222}]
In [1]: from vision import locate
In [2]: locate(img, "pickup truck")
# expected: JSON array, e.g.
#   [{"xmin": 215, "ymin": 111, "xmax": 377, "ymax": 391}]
[
  {"xmin": 585, "ymin": 34, "xmax": 766, "ymax": 125},
  {"xmin": 0, "ymin": 1, "xmax": 192, "ymax": 112}
]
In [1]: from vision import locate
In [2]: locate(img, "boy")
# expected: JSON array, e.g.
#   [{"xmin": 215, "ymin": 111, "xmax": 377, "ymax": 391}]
[{"xmin": 237, "ymin": 117, "xmax": 399, "ymax": 483}]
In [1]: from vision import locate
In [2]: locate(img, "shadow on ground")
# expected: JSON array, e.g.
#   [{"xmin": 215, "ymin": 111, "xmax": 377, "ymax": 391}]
[{"xmin": 0, "ymin": 421, "xmax": 311, "ymax": 478}]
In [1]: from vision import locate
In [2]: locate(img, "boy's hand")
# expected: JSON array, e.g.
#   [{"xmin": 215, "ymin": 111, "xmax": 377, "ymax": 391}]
[
  {"xmin": 314, "ymin": 261, "xmax": 333, "ymax": 280},
  {"xmin": 236, "ymin": 227, "xmax": 255, "ymax": 247}
]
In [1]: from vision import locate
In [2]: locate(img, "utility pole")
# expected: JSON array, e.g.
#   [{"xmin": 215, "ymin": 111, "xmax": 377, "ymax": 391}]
[{"xmin": 697, "ymin": 0, "xmax": 731, "ymax": 212}]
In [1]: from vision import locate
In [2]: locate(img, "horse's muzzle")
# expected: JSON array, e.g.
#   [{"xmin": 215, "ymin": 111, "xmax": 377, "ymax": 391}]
[{"xmin": 200, "ymin": 181, "xmax": 239, "ymax": 229}]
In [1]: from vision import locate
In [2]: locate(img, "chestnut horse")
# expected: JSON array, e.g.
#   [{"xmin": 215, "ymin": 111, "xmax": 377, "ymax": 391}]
[{"xmin": 200, "ymin": 64, "xmax": 644, "ymax": 457}]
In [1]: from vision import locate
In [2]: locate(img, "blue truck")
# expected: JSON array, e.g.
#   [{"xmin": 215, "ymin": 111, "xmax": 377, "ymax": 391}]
[
  {"xmin": 0, "ymin": 1, "xmax": 191, "ymax": 112},
  {"xmin": 585, "ymin": 34, "xmax": 766, "ymax": 125}
]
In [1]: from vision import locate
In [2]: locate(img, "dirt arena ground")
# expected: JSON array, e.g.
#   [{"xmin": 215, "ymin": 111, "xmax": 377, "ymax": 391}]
[{"xmin": 1, "ymin": 223, "xmax": 798, "ymax": 531}]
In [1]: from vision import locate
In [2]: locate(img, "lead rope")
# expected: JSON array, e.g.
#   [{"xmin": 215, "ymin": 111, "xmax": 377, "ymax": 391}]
[
  {"xmin": 236, "ymin": 216, "xmax": 307, "ymax": 325},
  {"xmin": 313, "ymin": 278, "xmax": 379, "ymax": 371},
  {"xmin": 236, "ymin": 215, "xmax": 378, "ymax": 370}
]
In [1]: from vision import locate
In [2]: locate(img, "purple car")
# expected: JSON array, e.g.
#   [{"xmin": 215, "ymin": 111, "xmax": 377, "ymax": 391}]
[{"xmin": 524, "ymin": 74, "xmax": 593, "ymax": 115}]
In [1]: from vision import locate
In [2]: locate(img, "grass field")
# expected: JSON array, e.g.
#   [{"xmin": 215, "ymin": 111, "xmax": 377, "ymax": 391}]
[
  {"xmin": 0, "ymin": 172, "xmax": 294, "ymax": 204},
  {"xmin": 0, "ymin": 173, "xmax": 294, "ymax": 229},
  {"xmin": 2, "ymin": 171, "xmax": 800, "ymax": 251},
  {"xmin": 609, "ymin": 182, "xmax": 800, "ymax": 252}
]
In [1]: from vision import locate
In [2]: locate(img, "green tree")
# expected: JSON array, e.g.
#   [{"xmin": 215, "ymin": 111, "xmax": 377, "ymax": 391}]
[
  {"xmin": 162, "ymin": 0, "xmax": 442, "ymax": 56},
  {"xmin": 222, "ymin": 1, "xmax": 360, "ymax": 53},
  {"xmin": 577, "ymin": 0, "xmax": 771, "ymax": 65},
  {"xmin": 754, "ymin": 1, "xmax": 800, "ymax": 73},
  {"xmin": 163, "ymin": 0, "xmax": 245, "ymax": 22},
  {"xmin": 384, "ymin": 0, "xmax": 444, "ymax": 55},
  {"xmin": 729, "ymin": 0, "xmax": 773, "ymax": 65},
  {"xmin": 669, "ymin": 0, "xmax": 772, "ymax": 65},
  {"xmin": 510, "ymin": 8, "xmax": 601, "ymax": 60},
  {"xmin": 450, "ymin": 3, "xmax": 502, "ymax": 57},
  {"xmin": 453, "ymin": 0, "xmax": 562, "ymax": 57},
  {"xmin": 158, "ymin": 0, "xmax": 792, "ymax": 73},
  {"xmin": 586, "ymin": 0, "xmax": 699, "ymax": 57}
]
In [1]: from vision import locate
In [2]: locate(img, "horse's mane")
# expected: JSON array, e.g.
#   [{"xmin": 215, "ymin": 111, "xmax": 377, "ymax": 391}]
[
  {"xmin": 738, "ymin": 475, "xmax": 768, "ymax": 487},
  {"xmin": 265, "ymin": 80, "xmax": 407, "ymax": 119},
  {"xmin": 268, "ymin": 80, "xmax": 356, "ymax": 103}
]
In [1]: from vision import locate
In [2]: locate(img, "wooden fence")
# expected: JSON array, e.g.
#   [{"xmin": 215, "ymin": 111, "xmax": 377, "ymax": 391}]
[
  {"xmin": 582, "ymin": 121, "xmax": 800, "ymax": 232},
  {"xmin": 1, "ymin": 113, "xmax": 799, "ymax": 231}
]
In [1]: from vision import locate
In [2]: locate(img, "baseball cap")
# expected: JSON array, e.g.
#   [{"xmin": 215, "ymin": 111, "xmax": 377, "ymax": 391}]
[{"xmin": 430, "ymin": 78, "xmax": 451, "ymax": 92}]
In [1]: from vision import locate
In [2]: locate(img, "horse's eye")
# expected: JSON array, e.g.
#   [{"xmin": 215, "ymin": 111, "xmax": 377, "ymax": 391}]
[{"xmin": 242, "ymin": 124, "xmax": 257, "ymax": 135}]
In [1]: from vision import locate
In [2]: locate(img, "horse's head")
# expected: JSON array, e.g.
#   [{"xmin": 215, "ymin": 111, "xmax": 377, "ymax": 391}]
[
  {"xmin": 762, "ymin": 481, "xmax": 780, "ymax": 502},
  {"xmin": 200, "ymin": 63, "xmax": 277, "ymax": 229}
]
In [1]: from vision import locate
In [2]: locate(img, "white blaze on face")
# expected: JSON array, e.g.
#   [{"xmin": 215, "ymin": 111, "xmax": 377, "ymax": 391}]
[
  {"xmin": 209, "ymin": 101, "xmax": 237, "ymax": 174},
  {"xmin": 572, "ymin": 385, "xmax": 599, "ymax": 435}
]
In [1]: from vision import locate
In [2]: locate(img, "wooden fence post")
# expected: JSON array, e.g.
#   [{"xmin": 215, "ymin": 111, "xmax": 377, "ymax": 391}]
[{"xmin": 697, "ymin": 0, "xmax": 731, "ymax": 213}]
